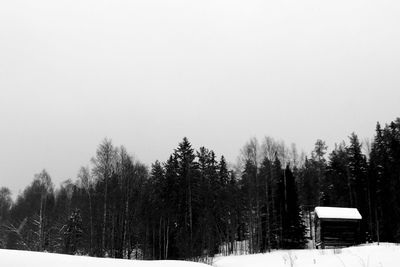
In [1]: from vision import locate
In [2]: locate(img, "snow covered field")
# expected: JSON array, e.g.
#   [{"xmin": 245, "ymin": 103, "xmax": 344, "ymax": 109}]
[
  {"xmin": 2, "ymin": 243, "xmax": 400, "ymax": 267},
  {"xmin": 213, "ymin": 243, "xmax": 400, "ymax": 267},
  {"xmin": 0, "ymin": 249, "xmax": 209, "ymax": 267}
]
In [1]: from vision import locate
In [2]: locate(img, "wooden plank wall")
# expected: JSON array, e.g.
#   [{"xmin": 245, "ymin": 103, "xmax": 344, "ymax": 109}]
[{"xmin": 320, "ymin": 220, "xmax": 360, "ymax": 247}]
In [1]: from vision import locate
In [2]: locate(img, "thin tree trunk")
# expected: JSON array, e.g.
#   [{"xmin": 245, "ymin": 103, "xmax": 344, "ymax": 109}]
[
  {"xmin": 88, "ymin": 192, "xmax": 93, "ymax": 255},
  {"xmin": 39, "ymin": 195, "xmax": 44, "ymax": 251},
  {"xmin": 165, "ymin": 218, "xmax": 169, "ymax": 259},
  {"xmin": 159, "ymin": 217, "xmax": 162, "ymax": 260},
  {"xmin": 375, "ymin": 203, "xmax": 380, "ymax": 244},
  {"xmin": 122, "ymin": 179, "xmax": 130, "ymax": 258},
  {"xmin": 144, "ymin": 225, "xmax": 148, "ymax": 259},
  {"xmin": 111, "ymin": 213, "xmax": 115, "ymax": 258},
  {"xmin": 102, "ymin": 178, "xmax": 108, "ymax": 256},
  {"xmin": 265, "ymin": 173, "xmax": 271, "ymax": 252},
  {"xmin": 284, "ymin": 171, "xmax": 287, "ymax": 212},
  {"xmin": 152, "ymin": 226, "xmax": 155, "ymax": 259},
  {"xmin": 367, "ymin": 175, "xmax": 373, "ymax": 236},
  {"xmin": 346, "ymin": 167, "xmax": 354, "ymax": 207},
  {"xmin": 255, "ymin": 171, "xmax": 261, "ymax": 253},
  {"xmin": 270, "ymin": 166, "xmax": 278, "ymax": 249},
  {"xmin": 188, "ymin": 173, "xmax": 193, "ymax": 256}
]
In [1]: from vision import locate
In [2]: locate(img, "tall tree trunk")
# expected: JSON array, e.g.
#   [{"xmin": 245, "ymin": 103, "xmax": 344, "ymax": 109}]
[
  {"xmin": 255, "ymin": 172, "xmax": 261, "ymax": 253},
  {"xmin": 283, "ymin": 171, "xmax": 287, "ymax": 212},
  {"xmin": 152, "ymin": 225, "xmax": 155, "ymax": 259},
  {"xmin": 88, "ymin": 192, "xmax": 93, "ymax": 255},
  {"xmin": 188, "ymin": 173, "xmax": 193, "ymax": 256},
  {"xmin": 159, "ymin": 217, "xmax": 162, "ymax": 260},
  {"xmin": 270, "ymin": 166, "xmax": 277, "ymax": 249},
  {"xmin": 367, "ymin": 175, "xmax": 373, "ymax": 236},
  {"xmin": 165, "ymin": 218, "xmax": 169, "ymax": 259},
  {"xmin": 122, "ymin": 179, "xmax": 130, "ymax": 258},
  {"xmin": 39, "ymin": 195, "xmax": 44, "ymax": 251},
  {"xmin": 102, "ymin": 178, "xmax": 108, "ymax": 256},
  {"xmin": 111, "ymin": 213, "xmax": 115, "ymax": 258},
  {"xmin": 346, "ymin": 167, "xmax": 354, "ymax": 207},
  {"xmin": 265, "ymin": 173, "xmax": 271, "ymax": 252},
  {"xmin": 375, "ymin": 202, "xmax": 380, "ymax": 244}
]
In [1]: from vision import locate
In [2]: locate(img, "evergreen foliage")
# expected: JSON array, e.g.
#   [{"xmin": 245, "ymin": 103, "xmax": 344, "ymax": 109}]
[{"xmin": 63, "ymin": 209, "xmax": 83, "ymax": 254}]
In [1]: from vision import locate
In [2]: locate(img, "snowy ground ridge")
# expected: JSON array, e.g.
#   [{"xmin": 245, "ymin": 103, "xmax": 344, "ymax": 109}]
[
  {"xmin": 0, "ymin": 249, "xmax": 210, "ymax": 267},
  {"xmin": 212, "ymin": 243, "xmax": 400, "ymax": 267},
  {"xmin": 2, "ymin": 243, "xmax": 400, "ymax": 267}
]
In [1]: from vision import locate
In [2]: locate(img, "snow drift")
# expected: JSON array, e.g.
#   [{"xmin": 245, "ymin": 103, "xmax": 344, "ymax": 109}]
[
  {"xmin": 2, "ymin": 243, "xmax": 400, "ymax": 267},
  {"xmin": 0, "ymin": 249, "xmax": 209, "ymax": 267},
  {"xmin": 213, "ymin": 243, "xmax": 400, "ymax": 267}
]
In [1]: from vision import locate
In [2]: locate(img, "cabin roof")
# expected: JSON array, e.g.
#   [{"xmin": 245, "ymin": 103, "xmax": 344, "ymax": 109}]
[{"xmin": 315, "ymin": 206, "xmax": 362, "ymax": 220}]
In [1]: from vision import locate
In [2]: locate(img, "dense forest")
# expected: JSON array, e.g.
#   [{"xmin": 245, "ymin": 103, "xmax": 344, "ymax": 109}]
[{"xmin": 0, "ymin": 118, "xmax": 399, "ymax": 260}]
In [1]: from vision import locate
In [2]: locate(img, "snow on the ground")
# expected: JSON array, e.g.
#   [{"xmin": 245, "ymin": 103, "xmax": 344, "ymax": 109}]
[
  {"xmin": 0, "ymin": 249, "xmax": 210, "ymax": 267},
  {"xmin": 213, "ymin": 243, "xmax": 400, "ymax": 267},
  {"xmin": 3, "ymin": 243, "xmax": 400, "ymax": 267}
]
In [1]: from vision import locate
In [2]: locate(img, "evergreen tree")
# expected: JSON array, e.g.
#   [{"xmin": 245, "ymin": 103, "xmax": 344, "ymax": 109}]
[
  {"xmin": 217, "ymin": 156, "xmax": 233, "ymax": 255},
  {"xmin": 369, "ymin": 119, "xmax": 400, "ymax": 242},
  {"xmin": 281, "ymin": 166, "xmax": 306, "ymax": 249},
  {"xmin": 347, "ymin": 133, "xmax": 369, "ymax": 241},
  {"xmin": 272, "ymin": 155, "xmax": 283, "ymax": 249},
  {"xmin": 174, "ymin": 137, "xmax": 199, "ymax": 258},
  {"xmin": 258, "ymin": 157, "xmax": 273, "ymax": 252},
  {"xmin": 326, "ymin": 142, "xmax": 352, "ymax": 207},
  {"xmin": 163, "ymin": 154, "xmax": 179, "ymax": 259},
  {"xmin": 63, "ymin": 209, "xmax": 83, "ymax": 254}
]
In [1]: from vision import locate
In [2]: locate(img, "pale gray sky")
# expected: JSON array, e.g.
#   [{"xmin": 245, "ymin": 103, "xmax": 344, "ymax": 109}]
[{"xmin": 1, "ymin": 0, "xmax": 399, "ymax": 197}]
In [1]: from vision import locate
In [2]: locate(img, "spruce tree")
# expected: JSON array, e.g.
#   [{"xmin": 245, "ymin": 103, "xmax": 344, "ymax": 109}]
[
  {"xmin": 258, "ymin": 157, "xmax": 273, "ymax": 252},
  {"xmin": 347, "ymin": 133, "xmax": 369, "ymax": 241},
  {"xmin": 326, "ymin": 142, "xmax": 352, "ymax": 207},
  {"xmin": 174, "ymin": 137, "xmax": 199, "ymax": 258},
  {"xmin": 281, "ymin": 166, "xmax": 306, "ymax": 249},
  {"xmin": 63, "ymin": 209, "xmax": 83, "ymax": 255}
]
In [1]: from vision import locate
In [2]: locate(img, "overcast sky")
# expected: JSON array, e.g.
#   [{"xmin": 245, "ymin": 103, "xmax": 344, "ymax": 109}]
[{"xmin": 1, "ymin": 0, "xmax": 399, "ymax": 197}]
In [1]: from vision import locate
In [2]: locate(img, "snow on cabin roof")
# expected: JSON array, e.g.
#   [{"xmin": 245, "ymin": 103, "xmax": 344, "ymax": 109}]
[{"xmin": 315, "ymin": 206, "xmax": 362, "ymax": 220}]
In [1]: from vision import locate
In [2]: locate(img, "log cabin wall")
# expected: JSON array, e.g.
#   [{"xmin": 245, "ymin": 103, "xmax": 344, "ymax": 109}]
[{"xmin": 319, "ymin": 219, "xmax": 360, "ymax": 248}]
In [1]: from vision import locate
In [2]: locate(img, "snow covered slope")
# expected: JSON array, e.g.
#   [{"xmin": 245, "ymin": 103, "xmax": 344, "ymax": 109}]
[
  {"xmin": 3, "ymin": 244, "xmax": 400, "ymax": 267},
  {"xmin": 0, "ymin": 249, "xmax": 209, "ymax": 267},
  {"xmin": 213, "ymin": 243, "xmax": 400, "ymax": 267}
]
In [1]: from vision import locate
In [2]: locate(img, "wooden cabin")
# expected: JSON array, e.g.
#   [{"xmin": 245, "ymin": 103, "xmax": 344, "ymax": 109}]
[{"xmin": 314, "ymin": 206, "xmax": 362, "ymax": 249}]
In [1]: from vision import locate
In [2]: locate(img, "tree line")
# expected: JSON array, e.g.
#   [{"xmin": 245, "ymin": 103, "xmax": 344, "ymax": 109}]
[{"xmin": 0, "ymin": 117, "xmax": 399, "ymax": 259}]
